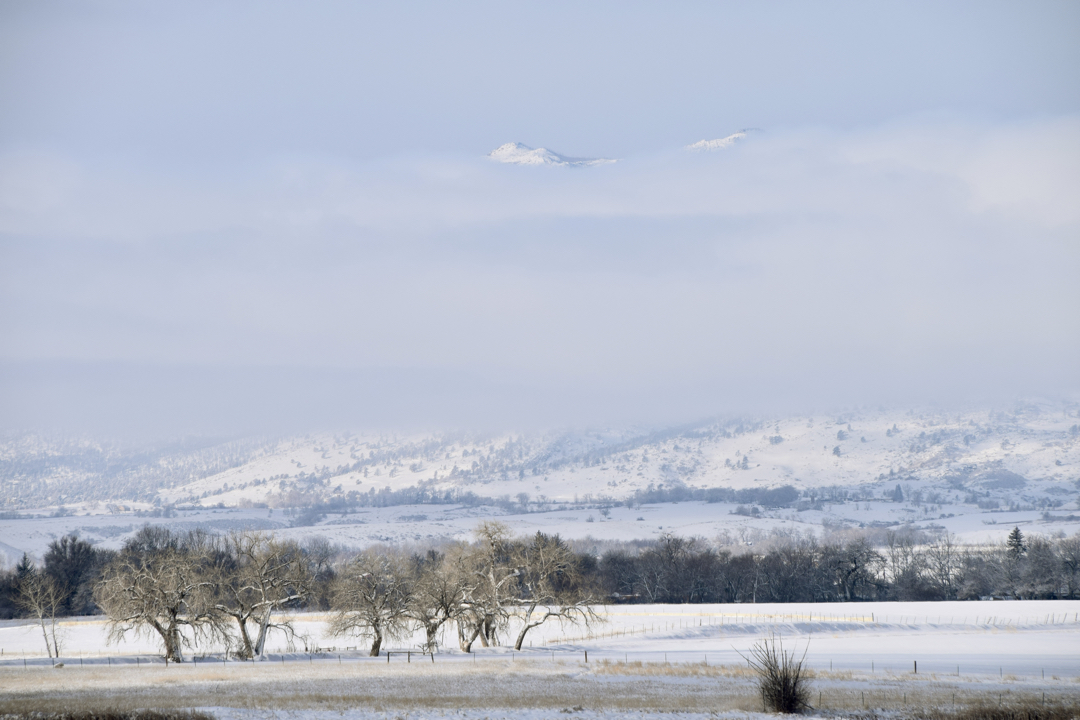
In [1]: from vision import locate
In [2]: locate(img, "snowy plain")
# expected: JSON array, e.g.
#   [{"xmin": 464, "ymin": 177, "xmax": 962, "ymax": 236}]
[{"xmin": 1, "ymin": 601, "xmax": 1078, "ymax": 718}]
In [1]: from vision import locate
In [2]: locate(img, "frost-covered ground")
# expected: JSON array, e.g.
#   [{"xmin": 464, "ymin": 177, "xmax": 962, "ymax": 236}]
[
  {"xmin": 1, "ymin": 603, "xmax": 1079, "ymax": 718},
  {"xmin": 2, "ymin": 601, "xmax": 1078, "ymax": 676}
]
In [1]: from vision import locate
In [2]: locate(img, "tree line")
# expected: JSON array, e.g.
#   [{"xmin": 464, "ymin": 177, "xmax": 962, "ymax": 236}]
[
  {"xmin": 596, "ymin": 526, "xmax": 1080, "ymax": 604},
  {"xmin": 1, "ymin": 522, "xmax": 597, "ymax": 662},
  {"xmin": 1, "ymin": 524, "xmax": 1078, "ymax": 661}
]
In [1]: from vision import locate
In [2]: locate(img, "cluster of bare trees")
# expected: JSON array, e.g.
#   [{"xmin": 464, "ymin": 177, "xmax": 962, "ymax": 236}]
[
  {"xmin": 329, "ymin": 522, "xmax": 599, "ymax": 656},
  {"xmin": 89, "ymin": 522, "xmax": 598, "ymax": 662},
  {"xmin": 598, "ymin": 529, "xmax": 1080, "ymax": 603}
]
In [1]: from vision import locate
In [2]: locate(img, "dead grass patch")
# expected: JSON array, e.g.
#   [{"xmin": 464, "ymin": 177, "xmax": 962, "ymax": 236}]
[{"xmin": 0, "ymin": 712, "xmax": 213, "ymax": 720}]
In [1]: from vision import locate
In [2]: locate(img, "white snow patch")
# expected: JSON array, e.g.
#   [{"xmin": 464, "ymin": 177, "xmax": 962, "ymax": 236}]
[
  {"xmin": 488, "ymin": 142, "xmax": 615, "ymax": 167},
  {"xmin": 685, "ymin": 132, "xmax": 748, "ymax": 152}
]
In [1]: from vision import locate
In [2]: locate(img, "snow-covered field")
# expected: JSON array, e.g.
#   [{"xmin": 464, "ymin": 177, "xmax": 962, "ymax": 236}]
[
  {"xmin": 1, "ymin": 602, "xmax": 1078, "ymax": 717},
  {"xmin": 2, "ymin": 498, "xmax": 1077, "ymax": 566}
]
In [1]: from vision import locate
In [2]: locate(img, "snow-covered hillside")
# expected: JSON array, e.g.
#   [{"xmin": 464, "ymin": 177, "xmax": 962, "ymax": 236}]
[
  {"xmin": 2, "ymin": 402, "xmax": 1078, "ymax": 560},
  {"xmin": 488, "ymin": 142, "xmax": 615, "ymax": 167},
  {"xmin": 147, "ymin": 402, "xmax": 1080, "ymax": 511}
]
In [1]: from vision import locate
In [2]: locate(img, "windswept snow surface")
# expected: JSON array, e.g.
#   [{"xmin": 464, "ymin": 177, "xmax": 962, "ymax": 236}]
[
  {"xmin": 488, "ymin": 142, "xmax": 615, "ymax": 166},
  {"xmin": 2, "ymin": 601, "xmax": 1077, "ymax": 677},
  {"xmin": 685, "ymin": 132, "xmax": 747, "ymax": 151}
]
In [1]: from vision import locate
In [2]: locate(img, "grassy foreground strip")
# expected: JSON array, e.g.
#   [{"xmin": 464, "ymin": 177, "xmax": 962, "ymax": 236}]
[
  {"xmin": 0, "ymin": 713, "xmax": 213, "ymax": 720},
  {"xmin": 1, "ymin": 661, "xmax": 1078, "ymax": 717}
]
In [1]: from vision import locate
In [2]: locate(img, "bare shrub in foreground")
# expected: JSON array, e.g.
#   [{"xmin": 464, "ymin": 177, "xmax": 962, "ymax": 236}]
[{"xmin": 744, "ymin": 633, "xmax": 810, "ymax": 714}]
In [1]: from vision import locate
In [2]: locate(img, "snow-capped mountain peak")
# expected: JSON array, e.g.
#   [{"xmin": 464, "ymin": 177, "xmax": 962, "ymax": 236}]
[
  {"xmin": 685, "ymin": 131, "xmax": 748, "ymax": 152},
  {"xmin": 488, "ymin": 142, "xmax": 615, "ymax": 167}
]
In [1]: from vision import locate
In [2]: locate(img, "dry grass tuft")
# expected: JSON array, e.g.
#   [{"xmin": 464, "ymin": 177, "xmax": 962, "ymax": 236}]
[
  {"xmin": 0, "ymin": 712, "xmax": 214, "ymax": 720},
  {"xmin": 589, "ymin": 659, "xmax": 750, "ymax": 678},
  {"xmin": 913, "ymin": 700, "xmax": 1080, "ymax": 720}
]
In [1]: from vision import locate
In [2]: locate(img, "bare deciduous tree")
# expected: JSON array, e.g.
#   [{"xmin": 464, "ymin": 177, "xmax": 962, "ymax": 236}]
[
  {"xmin": 214, "ymin": 532, "xmax": 311, "ymax": 658},
  {"xmin": 510, "ymin": 531, "xmax": 600, "ymax": 650},
  {"xmin": 17, "ymin": 562, "xmax": 68, "ymax": 659},
  {"xmin": 457, "ymin": 521, "xmax": 519, "ymax": 651},
  {"xmin": 329, "ymin": 550, "xmax": 413, "ymax": 656},
  {"xmin": 407, "ymin": 546, "xmax": 471, "ymax": 653},
  {"xmin": 925, "ymin": 532, "xmax": 962, "ymax": 600},
  {"xmin": 94, "ymin": 528, "xmax": 227, "ymax": 662}
]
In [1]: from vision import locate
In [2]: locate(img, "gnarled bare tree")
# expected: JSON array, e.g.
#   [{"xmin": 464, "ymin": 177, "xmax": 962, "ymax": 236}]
[
  {"xmin": 329, "ymin": 550, "xmax": 413, "ymax": 656},
  {"xmin": 457, "ymin": 522, "xmax": 520, "ymax": 651},
  {"xmin": 214, "ymin": 532, "xmax": 311, "ymax": 658},
  {"xmin": 94, "ymin": 527, "xmax": 227, "ymax": 662},
  {"xmin": 510, "ymin": 531, "xmax": 600, "ymax": 650},
  {"xmin": 407, "ymin": 546, "xmax": 472, "ymax": 653}
]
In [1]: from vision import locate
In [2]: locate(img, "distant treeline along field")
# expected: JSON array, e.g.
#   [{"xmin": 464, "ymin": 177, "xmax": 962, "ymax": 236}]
[{"xmin": 2, "ymin": 522, "xmax": 1078, "ymax": 662}]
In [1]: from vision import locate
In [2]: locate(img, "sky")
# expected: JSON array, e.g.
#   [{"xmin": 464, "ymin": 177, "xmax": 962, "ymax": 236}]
[{"xmin": 1, "ymin": 1, "xmax": 1079, "ymax": 438}]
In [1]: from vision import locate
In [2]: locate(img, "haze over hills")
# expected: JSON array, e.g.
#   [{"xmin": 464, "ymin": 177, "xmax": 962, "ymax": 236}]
[{"xmin": 1, "ymin": 401, "xmax": 1079, "ymax": 562}]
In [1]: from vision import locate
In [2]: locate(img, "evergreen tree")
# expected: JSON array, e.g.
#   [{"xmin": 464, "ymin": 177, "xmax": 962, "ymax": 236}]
[{"xmin": 1006, "ymin": 526, "xmax": 1026, "ymax": 560}]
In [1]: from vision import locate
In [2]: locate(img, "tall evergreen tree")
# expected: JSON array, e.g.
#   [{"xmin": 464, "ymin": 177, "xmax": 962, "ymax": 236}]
[{"xmin": 1006, "ymin": 526, "xmax": 1026, "ymax": 560}]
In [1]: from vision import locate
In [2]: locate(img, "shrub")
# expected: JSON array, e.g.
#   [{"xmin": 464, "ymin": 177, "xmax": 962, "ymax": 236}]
[{"xmin": 744, "ymin": 633, "xmax": 810, "ymax": 714}]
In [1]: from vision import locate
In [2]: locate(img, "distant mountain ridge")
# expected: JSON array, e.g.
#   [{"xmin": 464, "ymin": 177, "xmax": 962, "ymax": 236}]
[
  {"xmin": 488, "ymin": 142, "xmax": 615, "ymax": 167},
  {"xmin": 3, "ymin": 403, "xmax": 1077, "ymax": 515},
  {"xmin": 686, "ymin": 131, "xmax": 749, "ymax": 152}
]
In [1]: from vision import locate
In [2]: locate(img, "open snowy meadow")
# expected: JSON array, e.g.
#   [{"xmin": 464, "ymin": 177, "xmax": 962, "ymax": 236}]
[{"xmin": 2, "ymin": 601, "xmax": 1078, "ymax": 718}]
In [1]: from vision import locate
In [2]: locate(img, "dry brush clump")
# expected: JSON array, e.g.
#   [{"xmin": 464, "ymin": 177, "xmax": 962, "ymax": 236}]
[{"xmin": 744, "ymin": 633, "xmax": 811, "ymax": 714}]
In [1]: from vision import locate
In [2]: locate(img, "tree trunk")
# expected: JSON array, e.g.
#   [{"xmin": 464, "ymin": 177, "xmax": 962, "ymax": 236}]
[
  {"xmin": 369, "ymin": 629, "xmax": 383, "ymax": 657},
  {"xmin": 458, "ymin": 621, "xmax": 480, "ymax": 652},
  {"xmin": 513, "ymin": 604, "xmax": 537, "ymax": 651},
  {"xmin": 254, "ymin": 608, "xmax": 272, "ymax": 656},
  {"xmin": 49, "ymin": 615, "xmax": 61, "ymax": 657},
  {"xmin": 164, "ymin": 624, "xmax": 184, "ymax": 662},
  {"xmin": 37, "ymin": 616, "xmax": 54, "ymax": 659},
  {"xmin": 514, "ymin": 624, "xmax": 537, "ymax": 651},
  {"xmin": 424, "ymin": 621, "xmax": 439, "ymax": 653},
  {"xmin": 236, "ymin": 616, "xmax": 255, "ymax": 659}
]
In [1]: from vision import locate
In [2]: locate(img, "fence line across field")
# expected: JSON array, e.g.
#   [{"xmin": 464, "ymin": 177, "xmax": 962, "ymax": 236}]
[{"xmin": 1, "ymin": 646, "xmax": 1075, "ymax": 683}]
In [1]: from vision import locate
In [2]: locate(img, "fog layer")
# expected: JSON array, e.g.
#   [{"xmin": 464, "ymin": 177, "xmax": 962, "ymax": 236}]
[{"xmin": 1, "ymin": 3, "xmax": 1078, "ymax": 436}]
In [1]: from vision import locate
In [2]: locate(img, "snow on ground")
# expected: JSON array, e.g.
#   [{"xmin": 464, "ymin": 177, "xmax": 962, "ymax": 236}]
[
  {"xmin": 2, "ymin": 601, "xmax": 1077, "ymax": 678},
  {"xmin": 2, "ymin": 498, "xmax": 1078, "ymax": 564},
  {"xmin": 2, "ymin": 602, "xmax": 1078, "ymax": 718}
]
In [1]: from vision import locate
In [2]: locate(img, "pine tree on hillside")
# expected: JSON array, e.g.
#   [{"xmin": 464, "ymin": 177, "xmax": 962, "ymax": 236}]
[{"xmin": 1007, "ymin": 526, "xmax": 1026, "ymax": 560}]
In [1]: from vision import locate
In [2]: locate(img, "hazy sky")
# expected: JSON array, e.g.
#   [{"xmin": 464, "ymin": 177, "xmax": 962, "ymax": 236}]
[{"xmin": 1, "ymin": 1, "xmax": 1078, "ymax": 437}]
